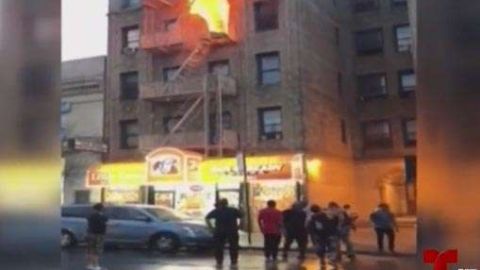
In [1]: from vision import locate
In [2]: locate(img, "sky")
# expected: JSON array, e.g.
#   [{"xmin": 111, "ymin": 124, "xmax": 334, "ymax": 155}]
[{"xmin": 62, "ymin": 0, "xmax": 108, "ymax": 61}]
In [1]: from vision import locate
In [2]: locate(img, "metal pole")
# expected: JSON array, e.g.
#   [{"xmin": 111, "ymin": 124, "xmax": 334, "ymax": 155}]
[
  {"xmin": 217, "ymin": 75, "xmax": 223, "ymax": 157},
  {"xmin": 241, "ymin": 150, "xmax": 252, "ymax": 245},
  {"xmin": 203, "ymin": 76, "xmax": 210, "ymax": 157}
]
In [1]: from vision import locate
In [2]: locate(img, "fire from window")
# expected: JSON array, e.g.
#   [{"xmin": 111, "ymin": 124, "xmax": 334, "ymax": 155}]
[{"xmin": 189, "ymin": 0, "xmax": 230, "ymax": 34}]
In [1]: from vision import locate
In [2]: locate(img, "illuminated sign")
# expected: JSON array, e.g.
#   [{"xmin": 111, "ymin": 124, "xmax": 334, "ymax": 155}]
[
  {"xmin": 86, "ymin": 163, "xmax": 146, "ymax": 187},
  {"xmin": 146, "ymin": 147, "xmax": 202, "ymax": 183},
  {"xmin": 189, "ymin": 0, "xmax": 230, "ymax": 34}
]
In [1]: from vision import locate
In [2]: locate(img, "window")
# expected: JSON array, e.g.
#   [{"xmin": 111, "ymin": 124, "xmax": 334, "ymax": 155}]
[
  {"xmin": 121, "ymin": 0, "xmax": 141, "ymax": 9},
  {"xmin": 355, "ymin": 28, "xmax": 383, "ymax": 55},
  {"xmin": 163, "ymin": 66, "xmax": 180, "ymax": 82},
  {"xmin": 122, "ymin": 26, "xmax": 140, "ymax": 50},
  {"xmin": 254, "ymin": 0, "xmax": 279, "ymax": 32},
  {"xmin": 209, "ymin": 60, "xmax": 230, "ymax": 76},
  {"xmin": 259, "ymin": 107, "xmax": 282, "ymax": 140},
  {"xmin": 353, "ymin": 0, "xmax": 379, "ymax": 13},
  {"xmin": 363, "ymin": 120, "xmax": 393, "ymax": 148},
  {"xmin": 120, "ymin": 120, "xmax": 139, "ymax": 149},
  {"xmin": 358, "ymin": 73, "xmax": 387, "ymax": 99},
  {"xmin": 110, "ymin": 207, "xmax": 148, "ymax": 221},
  {"xmin": 394, "ymin": 24, "xmax": 412, "ymax": 52},
  {"xmin": 164, "ymin": 19, "xmax": 177, "ymax": 32},
  {"xmin": 337, "ymin": 73, "xmax": 343, "ymax": 97},
  {"xmin": 256, "ymin": 52, "xmax": 281, "ymax": 85},
  {"xmin": 404, "ymin": 156, "xmax": 417, "ymax": 183},
  {"xmin": 399, "ymin": 69, "xmax": 416, "ymax": 96},
  {"xmin": 61, "ymin": 206, "xmax": 91, "ymax": 218},
  {"xmin": 403, "ymin": 119, "xmax": 416, "ymax": 146},
  {"xmin": 392, "ymin": 0, "xmax": 407, "ymax": 8},
  {"xmin": 120, "ymin": 72, "xmax": 139, "ymax": 100},
  {"xmin": 163, "ymin": 115, "xmax": 184, "ymax": 133},
  {"xmin": 341, "ymin": 119, "xmax": 347, "ymax": 144}
]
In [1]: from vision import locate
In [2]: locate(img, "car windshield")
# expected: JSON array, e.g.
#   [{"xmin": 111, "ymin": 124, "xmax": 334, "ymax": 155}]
[{"xmin": 143, "ymin": 207, "xmax": 187, "ymax": 222}]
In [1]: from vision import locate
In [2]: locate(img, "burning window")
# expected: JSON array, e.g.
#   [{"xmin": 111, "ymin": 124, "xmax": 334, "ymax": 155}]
[{"xmin": 189, "ymin": 0, "xmax": 230, "ymax": 34}]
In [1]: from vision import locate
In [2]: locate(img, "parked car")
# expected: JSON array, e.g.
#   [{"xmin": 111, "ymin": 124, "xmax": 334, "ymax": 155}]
[{"xmin": 61, "ymin": 204, "xmax": 214, "ymax": 253}]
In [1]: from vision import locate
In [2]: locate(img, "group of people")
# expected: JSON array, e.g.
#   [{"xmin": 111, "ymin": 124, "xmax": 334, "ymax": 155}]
[{"xmin": 205, "ymin": 199, "xmax": 399, "ymax": 269}]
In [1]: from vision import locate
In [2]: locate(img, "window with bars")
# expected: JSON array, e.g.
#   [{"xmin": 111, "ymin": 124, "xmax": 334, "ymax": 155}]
[
  {"xmin": 122, "ymin": 26, "xmax": 140, "ymax": 51},
  {"xmin": 363, "ymin": 120, "xmax": 393, "ymax": 148},
  {"xmin": 120, "ymin": 120, "xmax": 139, "ymax": 149},
  {"xmin": 355, "ymin": 28, "xmax": 384, "ymax": 55},
  {"xmin": 120, "ymin": 71, "xmax": 139, "ymax": 100},
  {"xmin": 395, "ymin": 24, "xmax": 412, "ymax": 52},
  {"xmin": 403, "ymin": 119, "xmax": 417, "ymax": 146},
  {"xmin": 254, "ymin": 0, "xmax": 279, "ymax": 32},
  {"xmin": 358, "ymin": 73, "xmax": 387, "ymax": 99},
  {"xmin": 209, "ymin": 60, "xmax": 231, "ymax": 76},
  {"xmin": 399, "ymin": 69, "xmax": 416, "ymax": 96},
  {"xmin": 259, "ymin": 107, "xmax": 282, "ymax": 140},
  {"xmin": 256, "ymin": 52, "xmax": 281, "ymax": 86},
  {"xmin": 353, "ymin": 0, "xmax": 379, "ymax": 13}
]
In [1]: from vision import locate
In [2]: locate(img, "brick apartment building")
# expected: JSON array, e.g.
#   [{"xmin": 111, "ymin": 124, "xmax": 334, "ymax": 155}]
[{"xmin": 102, "ymin": 0, "xmax": 416, "ymax": 220}]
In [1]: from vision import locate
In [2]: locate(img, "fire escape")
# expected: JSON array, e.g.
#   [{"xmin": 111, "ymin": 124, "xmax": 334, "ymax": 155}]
[{"xmin": 139, "ymin": 0, "xmax": 237, "ymax": 156}]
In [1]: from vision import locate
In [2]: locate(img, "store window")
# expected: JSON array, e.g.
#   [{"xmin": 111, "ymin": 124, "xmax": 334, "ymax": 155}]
[
  {"xmin": 256, "ymin": 52, "xmax": 281, "ymax": 86},
  {"xmin": 120, "ymin": 71, "xmax": 139, "ymax": 100},
  {"xmin": 120, "ymin": 120, "xmax": 139, "ymax": 149},
  {"xmin": 355, "ymin": 28, "xmax": 384, "ymax": 55},
  {"xmin": 341, "ymin": 119, "xmax": 347, "ymax": 144},
  {"xmin": 122, "ymin": 26, "xmax": 140, "ymax": 51},
  {"xmin": 353, "ymin": 0, "xmax": 379, "ymax": 13},
  {"xmin": 363, "ymin": 120, "xmax": 393, "ymax": 148},
  {"xmin": 254, "ymin": 0, "xmax": 279, "ymax": 32},
  {"xmin": 394, "ymin": 24, "xmax": 412, "ymax": 52},
  {"xmin": 358, "ymin": 73, "xmax": 387, "ymax": 100},
  {"xmin": 391, "ymin": 0, "xmax": 407, "ymax": 8},
  {"xmin": 399, "ymin": 69, "xmax": 416, "ymax": 96},
  {"xmin": 403, "ymin": 118, "xmax": 417, "ymax": 146},
  {"xmin": 163, "ymin": 66, "xmax": 180, "ymax": 82},
  {"xmin": 259, "ymin": 107, "xmax": 283, "ymax": 140},
  {"xmin": 209, "ymin": 60, "xmax": 230, "ymax": 76}
]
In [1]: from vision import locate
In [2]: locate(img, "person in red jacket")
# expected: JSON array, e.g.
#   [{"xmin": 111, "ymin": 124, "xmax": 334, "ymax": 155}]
[{"xmin": 258, "ymin": 200, "xmax": 283, "ymax": 261}]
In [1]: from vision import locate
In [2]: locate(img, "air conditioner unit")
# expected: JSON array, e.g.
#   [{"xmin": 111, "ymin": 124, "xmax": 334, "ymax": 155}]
[{"xmin": 122, "ymin": 47, "xmax": 138, "ymax": 55}]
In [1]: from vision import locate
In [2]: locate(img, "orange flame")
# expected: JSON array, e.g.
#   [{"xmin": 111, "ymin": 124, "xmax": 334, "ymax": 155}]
[{"xmin": 189, "ymin": 0, "xmax": 230, "ymax": 34}]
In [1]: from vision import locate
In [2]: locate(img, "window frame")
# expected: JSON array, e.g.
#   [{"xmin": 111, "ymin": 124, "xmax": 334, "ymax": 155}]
[
  {"xmin": 362, "ymin": 119, "xmax": 393, "ymax": 148},
  {"xmin": 391, "ymin": 0, "xmax": 408, "ymax": 8},
  {"xmin": 398, "ymin": 69, "xmax": 416, "ymax": 97},
  {"xmin": 208, "ymin": 59, "xmax": 231, "ymax": 76},
  {"xmin": 402, "ymin": 118, "xmax": 417, "ymax": 146},
  {"xmin": 256, "ymin": 52, "xmax": 281, "ymax": 86},
  {"xmin": 120, "ymin": 71, "xmax": 139, "ymax": 100},
  {"xmin": 122, "ymin": 25, "xmax": 140, "ymax": 51},
  {"xmin": 163, "ymin": 115, "xmax": 184, "ymax": 134},
  {"xmin": 357, "ymin": 73, "xmax": 388, "ymax": 100},
  {"xmin": 258, "ymin": 107, "xmax": 283, "ymax": 141},
  {"xmin": 162, "ymin": 66, "xmax": 181, "ymax": 82},
  {"xmin": 254, "ymin": 0, "xmax": 279, "ymax": 32},
  {"xmin": 355, "ymin": 28, "xmax": 384, "ymax": 55},
  {"xmin": 353, "ymin": 0, "xmax": 380, "ymax": 13},
  {"xmin": 394, "ymin": 24, "xmax": 412, "ymax": 53},
  {"xmin": 120, "ymin": 119, "xmax": 139, "ymax": 149}
]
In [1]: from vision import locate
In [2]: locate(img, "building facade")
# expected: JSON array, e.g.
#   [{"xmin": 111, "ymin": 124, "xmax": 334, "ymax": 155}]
[
  {"xmin": 103, "ymin": 0, "xmax": 416, "ymax": 220},
  {"xmin": 61, "ymin": 56, "xmax": 107, "ymax": 205}
]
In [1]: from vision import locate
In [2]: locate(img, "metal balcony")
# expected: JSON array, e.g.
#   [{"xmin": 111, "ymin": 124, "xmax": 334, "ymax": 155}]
[
  {"xmin": 140, "ymin": 74, "xmax": 237, "ymax": 102},
  {"xmin": 139, "ymin": 130, "xmax": 239, "ymax": 152},
  {"xmin": 140, "ymin": 28, "xmax": 184, "ymax": 54}
]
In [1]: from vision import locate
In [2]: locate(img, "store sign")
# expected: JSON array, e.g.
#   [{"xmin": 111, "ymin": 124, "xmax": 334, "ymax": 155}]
[
  {"xmin": 146, "ymin": 147, "xmax": 202, "ymax": 184},
  {"xmin": 86, "ymin": 163, "xmax": 145, "ymax": 187}
]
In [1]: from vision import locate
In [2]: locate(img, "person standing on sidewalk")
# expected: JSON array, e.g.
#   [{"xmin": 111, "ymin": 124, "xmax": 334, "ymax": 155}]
[
  {"xmin": 370, "ymin": 203, "xmax": 398, "ymax": 254},
  {"xmin": 282, "ymin": 202, "xmax": 308, "ymax": 261},
  {"xmin": 206, "ymin": 198, "xmax": 243, "ymax": 268},
  {"xmin": 258, "ymin": 200, "xmax": 283, "ymax": 262},
  {"xmin": 86, "ymin": 203, "xmax": 108, "ymax": 270},
  {"xmin": 338, "ymin": 204, "xmax": 358, "ymax": 260},
  {"xmin": 308, "ymin": 204, "xmax": 340, "ymax": 269}
]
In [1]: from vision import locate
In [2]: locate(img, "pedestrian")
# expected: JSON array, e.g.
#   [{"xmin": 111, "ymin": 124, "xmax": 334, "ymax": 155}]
[
  {"xmin": 86, "ymin": 203, "xmax": 108, "ymax": 270},
  {"xmin": 325, "ymin": 202, "xmax": 343, "ymax": 263},
  {"xmin": 258, "ymin": 200, "xmax": 283, "ymax": 262},
  {"xmin": 282, "ymin": 202, "xmax": 308, "ymax": 261},
  {"xmin": 308, "ymin": 204, "xmax": 340, "ymax": 269},
  {"xmin": 338, "ymin": 204, "xmax": 358, "ymax": 260},
  {"xmin": 370, "ymin": 203, "xmax": 398, "ymax": 254},
  {"xmin": 206, "ymin": 198, "xmax": 243, "ymax": 268}
]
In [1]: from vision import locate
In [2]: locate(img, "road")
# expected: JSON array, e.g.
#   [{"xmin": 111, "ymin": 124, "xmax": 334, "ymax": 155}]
[{"xmin": 61, "ymin": 248, "xmax": 417, "ymax": 270}]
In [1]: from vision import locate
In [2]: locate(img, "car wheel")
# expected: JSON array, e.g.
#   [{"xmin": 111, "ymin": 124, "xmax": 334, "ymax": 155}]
[
  {"xmin": 61, "ymin": 231, "xmax": 75, "ymax": 248},
  {"xmin": 150, "ymin": 234, "xmax": 179, "ymax": 253}
]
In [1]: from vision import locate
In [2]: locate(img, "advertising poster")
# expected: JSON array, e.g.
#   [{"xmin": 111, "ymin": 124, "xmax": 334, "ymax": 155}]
[{"xmin": 175, "ymin": 184, "xmax": 216, "ymax": 219}]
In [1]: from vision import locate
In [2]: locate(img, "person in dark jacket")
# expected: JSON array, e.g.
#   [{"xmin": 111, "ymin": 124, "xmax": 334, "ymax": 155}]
[
  {"xmin": 308, "ymin": 204, "xmax": 340, "ymax": 269},
  {"xmin": 86, "ymin": 203, "xmax": 108, "ymax": 270},
  {"xmin": 282, "ymin": 202, "xmax": 308, "ymax": 261},
  {"xmin": 370, "ymin": 203, "xmax": 398, "ymax": 253},
  {"xmin": 206, "ymin": 198, "xmax": 243, "ymax": 268}
]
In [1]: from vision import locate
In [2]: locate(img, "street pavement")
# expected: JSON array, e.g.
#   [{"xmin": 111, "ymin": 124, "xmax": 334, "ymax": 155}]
[{"xmin": 62, "ymin": 248, "xmax": 417, "ymax": 270}]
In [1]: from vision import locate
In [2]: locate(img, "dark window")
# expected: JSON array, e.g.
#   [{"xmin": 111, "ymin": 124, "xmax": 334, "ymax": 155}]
[
  {"xmin": 399, "ymin": 69, "xmax": 416, "ymax": 96},
  {"xmin": 163, "ymin": 115, "xmax": 184, "ymax": 133},
  {"xmin": 259, "ymin": 107, "xmax": 282, "ymax": 140},
  {"xmin": 341, "ymin": 119, "xmax": 347, "ymax": 144},
  {"xmin": 355, "ymin": 28, "xmax": 383, "ymax": 55},
  {"xmin": 404, "ymin": 156, "xmax": 417, "ymax": 183},
  {"xmin": 120, "ymin": 120, "xmax": 139, "ymax": 149},
  {"xmin": 110, "ymin": 207, "xmax": 148, "ymax": 221},
  {"xmin": 353, "ymin": 0, "xmax": 379, "ymax": 13},
  {"xmin": 120, "ymin": 72, "xmax": 139, "ymax": 100},
  {"xmin": 61, "ymin": 206, "xmax": 91, "ymax": 218},
  {"xmin": 363, "ymin": 120, "xmax": 393, "ymax": 148},
  {"xmin": 122, "ymin": 26, "xmax": 140, "ymax": 50},
  {"xmin": 403, "ymin": 118, "xmax": 416, "ymax": 146},
  {"xmin": 164, "ymin": 19, "xmax": 177, "ymax": 32},
  {"xmin": 391, "ymin": 0, "xmax": 408, "ymax": 8},
  {"xmin": 254, "ymin": 0, "xmax": 279, "ymax": 32},
  {"xmin": 358, "ymin": 73, "xmax": 387, "ymax": 99},
  {"xmin": 256, "ymin": 52, "xmax": 281, "ymax": 85},
  {"xmin": 74, "ymin": 190, "xmax": 90, "ymax": 204},
  {"xmin": 394, "ymin": 24, "xmax": 412, "ymax": 52},
  {"xmin": 121, "ymin": 0, "xmax": 141, "ymax": 9},
  {"xmin": 337, "ymin": 72, "xmax": 343, "ymax": 97},
  {"xmin": 209, "ymin": 60, "xmax": 230, "ymax": 76},
  {"xmin": 163, "ymin": 66, "xmax": 180, "ymax": 82}
]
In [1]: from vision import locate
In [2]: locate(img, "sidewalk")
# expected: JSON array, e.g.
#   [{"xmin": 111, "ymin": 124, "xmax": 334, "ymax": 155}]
[{"xmin": 239, "ymin": 224, "xmax": 416, "ymax": 256}]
